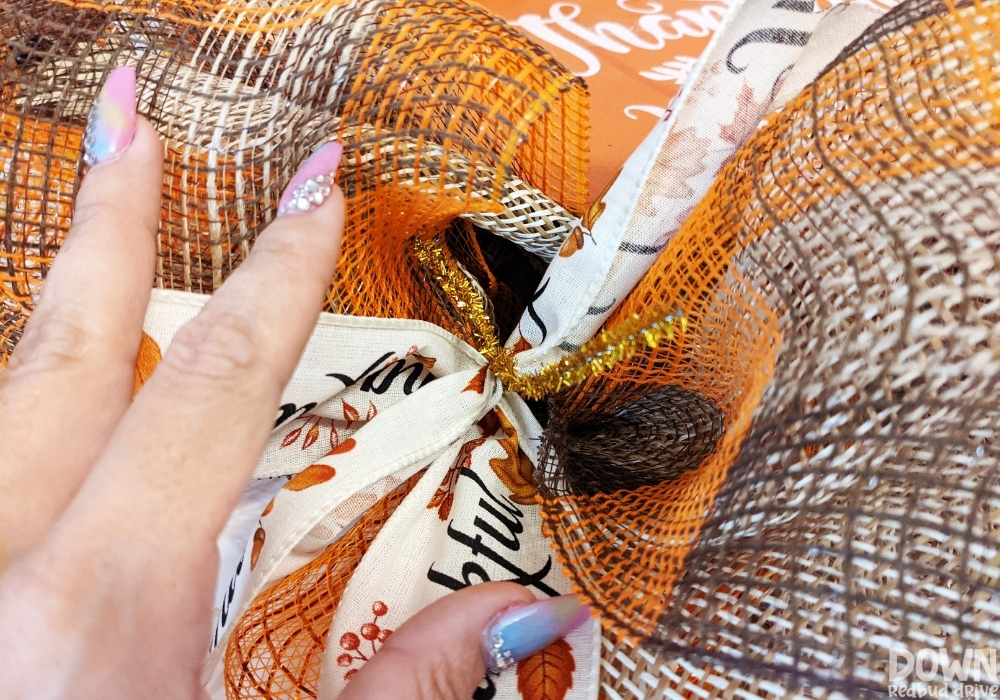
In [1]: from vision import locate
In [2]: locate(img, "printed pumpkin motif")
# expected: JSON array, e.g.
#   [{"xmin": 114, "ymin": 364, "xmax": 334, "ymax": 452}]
[
  {"xmin": 338, "ymin": 600, "xmax": 393, "ymax": 682},
  {"xmin": 516, "ymin": 638, "xmax": 575, "ymax": 700},
  {"xmin": 490, "ymin": 410, "xmax": 538, "ymax": 506}
]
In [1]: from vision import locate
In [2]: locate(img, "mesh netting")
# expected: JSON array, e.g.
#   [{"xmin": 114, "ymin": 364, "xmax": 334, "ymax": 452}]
[
  {"xmin": 0, "ymin": 0, "xmax": 588, "ymax": 361},
  {"xmin": 538, "ymin": 1, "xmax": 1000, "ymax": 695},
  {"xmin": 4, "ymin": 0, "xmax": 1000, "ymax": 696},
  {"xmin": 545, "ymin": 385, "xmax": 725, "ymax": 496},
  {"xmin": 224, "ymin": 471, "xmax": 423, "ymax": 699}
]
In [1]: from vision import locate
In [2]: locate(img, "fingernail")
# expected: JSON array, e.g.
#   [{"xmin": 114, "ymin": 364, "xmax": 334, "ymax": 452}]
[
  {"xmin": 276, "ymin": 142, "xmax": 343, "ymax": 218},
  {"xmin": 83, "ymin": 66, "xmax": 138, "ymax": 168},
  {"xmin": 482, "ymin": 594, "xmax": 591, "ymax": 670}
]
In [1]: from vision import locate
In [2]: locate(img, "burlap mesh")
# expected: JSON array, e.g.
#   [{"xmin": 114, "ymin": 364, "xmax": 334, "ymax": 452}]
[
  {"xmin": 537, "ymin": 0, "xmax": 1000, "ymax": 695},
  {"xmin": 3, "ymin": 0, "xmax": 1000, "ymax": 697},
  {"xmin": 0, "ymin": 0, "xmax": 588, "ymax": 361}
]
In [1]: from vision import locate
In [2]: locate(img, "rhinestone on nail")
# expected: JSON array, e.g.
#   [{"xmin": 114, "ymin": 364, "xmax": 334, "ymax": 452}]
[
  {"xmin": 486, "ymin": 632, "xmax": 515, "ymax": 669},
  {"xmin": 82, "ymin": 106, "xmax": 99, "ymax": 167},
  {"xmin": 278, "ymin": 172, "xmax": 336, "ymax": 217}
]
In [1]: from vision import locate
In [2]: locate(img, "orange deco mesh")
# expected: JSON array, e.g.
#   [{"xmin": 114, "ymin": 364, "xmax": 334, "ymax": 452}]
[
  {"xmin": 225, "ymin": 472, "xmax": 423, "ymax": 699},
  {"xmin": 0, "ymin": 0, "xmax": 589, "ymax": 359},
  {"xmin": 538, "ymin": 0, "xmax": 1000, "ymax": 695},
  {"xmin": 3, "ymin": 0, "xmax": 1000, "ymax": 697}
]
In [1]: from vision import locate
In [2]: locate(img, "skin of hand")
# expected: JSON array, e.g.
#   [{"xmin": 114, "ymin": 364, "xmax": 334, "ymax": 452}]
[{"xmin": 0, "ymin": 106, "xmax": 552, "ymax": 699}]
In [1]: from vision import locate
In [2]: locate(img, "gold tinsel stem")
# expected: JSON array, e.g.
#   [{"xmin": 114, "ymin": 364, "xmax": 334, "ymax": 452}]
[{"xmin": 412, "ymin": 236, "xmax": 686, "ymax": 401}]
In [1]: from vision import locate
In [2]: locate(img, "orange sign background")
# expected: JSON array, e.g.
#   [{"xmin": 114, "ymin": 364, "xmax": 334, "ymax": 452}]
[{"xmin": 480, "ymin": 0, "xmax": 725, "ymax": 201}]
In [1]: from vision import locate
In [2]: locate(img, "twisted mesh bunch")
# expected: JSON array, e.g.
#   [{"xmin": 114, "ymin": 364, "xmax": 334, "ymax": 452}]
[
  {"xmin": 544, "ymin": 385, "xmax": 725, "ymax": 496},
  {"xmin": 538, "ymin": 0, "xmax": 1000, "ymax": 696}
]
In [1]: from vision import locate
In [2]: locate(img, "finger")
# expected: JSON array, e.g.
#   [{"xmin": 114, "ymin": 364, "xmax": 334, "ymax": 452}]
[
  {"xmin": 340, "ymin": 586, "xmax": 591, "ymax": 700},
  {"xmin": 6, "ymin": 143, "xmax": 345, "ymax": 690},
  {"xmin": 55, "ymin": 141, "xmax": 345, "ymax": 559},
  {"xmin": 0, "ymin": 66, "xmax": 161, "ymax": 560}
]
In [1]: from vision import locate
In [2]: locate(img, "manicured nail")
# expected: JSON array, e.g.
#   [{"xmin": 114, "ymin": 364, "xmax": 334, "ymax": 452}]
[
  {"xmin": 83, "ymin": 66, "xmax": 138, "ymax": 168},
  {"xmin": 482, "ymin": 595, "xmax": 591, "ymax": 670},
  {"xmin": 276, "ymin": 142, "xmax": 343, "ymax": 217}
]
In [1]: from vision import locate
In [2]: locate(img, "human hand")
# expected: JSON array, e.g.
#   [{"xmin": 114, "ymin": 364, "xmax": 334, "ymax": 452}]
[{"xmin": 0, "ymin": 66, "xmax": 588, "ymax": 700}]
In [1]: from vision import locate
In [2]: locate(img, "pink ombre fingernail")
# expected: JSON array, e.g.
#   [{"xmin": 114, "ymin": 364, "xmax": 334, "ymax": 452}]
[
  {"xmin": 83, "ymin": 66, "xmax": 138, "ymax": 168},
  {"xmin": 276, "ymin": 142, "xmax": 343, "ymax": 218},
  {"xmin": 481, "ymin": 594, "xmax": 591, "ymax": 670}
]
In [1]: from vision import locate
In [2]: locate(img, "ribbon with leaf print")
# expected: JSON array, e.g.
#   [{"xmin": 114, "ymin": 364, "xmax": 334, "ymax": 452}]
[
  {"xmin": 135, "ymin": 289, "xmax": 600, "ymax": 700},
  {"xmin": 505, "ymin": 0, "xmax": 896, "ymax": 372}
]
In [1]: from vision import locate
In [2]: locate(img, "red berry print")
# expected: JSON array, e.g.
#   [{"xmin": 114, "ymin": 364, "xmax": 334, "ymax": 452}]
[
  {"xmin": 339, "ymin": 601, "xmax": 392, "ymax": 680},
  {"xmin": 339, "ymin": 632, "xmax": 360, "ymax": 651}
]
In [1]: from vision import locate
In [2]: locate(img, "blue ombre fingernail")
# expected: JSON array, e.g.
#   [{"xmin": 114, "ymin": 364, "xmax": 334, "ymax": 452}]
[{"xmin": 482, "ymin": 594, "xmax": 591, "ymax": 670}]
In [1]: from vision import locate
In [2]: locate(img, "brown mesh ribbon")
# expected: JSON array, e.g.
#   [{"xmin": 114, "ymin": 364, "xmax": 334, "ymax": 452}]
[{"xmin": 538, "ymin": 1, "xmax": 1000, "ymax": 696}]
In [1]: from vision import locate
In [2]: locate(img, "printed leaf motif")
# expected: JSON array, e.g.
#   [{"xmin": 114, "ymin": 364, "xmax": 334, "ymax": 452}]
[
  {"xmin": 477, "ymin": 410, "xmax": 501, "ymax": 437},
  {"xmin": 512, "ymin": 333, "xmax": 532, "ymax": 354},
  {"xmin": 284, "ymin": 464, "xmax": 337, "ymax": 491},
  {"xmin": 281, "ymin": 425, "xmax": 304, "ymax": 448},
  {"xmin": 582, "ymin": 198, "xmax": 606, "ymax": 231},
  {"xmin": 463, "ymin": 365, "xmax": 489, "ymax": 394},
  {"xmin": 343, "ymin": 400, "xmax": 360, "ymax": 424},
  {"xmin": 366, "ymin": 401, "xmax": 378, "ymax": 420},
  {"xmin": 328, "ymin": 438, "xmax": 356, "ymax": 455},
  {"xmin": 303, "ymin": 421, "xmax": 320, "ymax": 450},
  {"xmin": 490, "ymin": 410, "xmax": 538, "ymax": 506},
  {"xmin": 132, "ymin": 331, "xmax": 162, "ymax": 398},
  {"xmin": 428, "ymin": 411, "xmax": 500, "ymax": 520},
  {"xmin": 428, "ymin": 436, "xmax": 486, "ymax": 520},
  {"xmin": 643, "ymin": 126, "xmax": 710, "ymax": 207},
  {"xmin": 516, "ymin": 638, "xmax": 575, "ymax": 700},
  {"xmin": 427, "ymin": 471, "xmax": 458, "ymax": 521},
  {"xmin": 251, "ymin": 524, "xmax": 266, "ymax": 570},
  {"xmin": 719, "ymin": 83, "xmax": 770, "ymax": 146},
  {"xmin": 410, "ymin": 352, "xmax": 437, "ymax": 369},
  {"xmin": 261, "ymin": 498, "xmax": 274, "ymax": 517}
]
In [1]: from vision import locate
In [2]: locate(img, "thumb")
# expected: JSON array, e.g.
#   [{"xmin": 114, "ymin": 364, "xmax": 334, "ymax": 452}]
[{"xmin": 338, "ymin": 583, "xmax": 591, "ymax": 700}]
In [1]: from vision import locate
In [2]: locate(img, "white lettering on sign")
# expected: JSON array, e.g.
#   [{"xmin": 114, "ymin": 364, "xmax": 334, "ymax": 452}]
[{"xmin": 510, "ymin": 0, "xmax": 729, "ymax": 77}]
